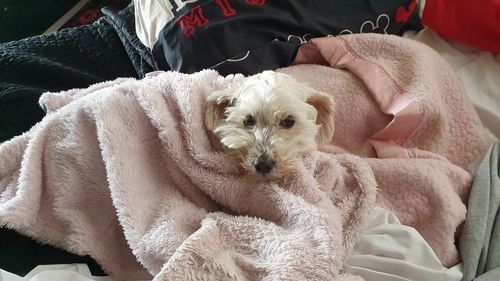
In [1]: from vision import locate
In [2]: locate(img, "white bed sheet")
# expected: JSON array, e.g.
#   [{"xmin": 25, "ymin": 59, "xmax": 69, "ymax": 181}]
[
  {"xmin": 0, "ymin": 264, "xmax": 115, "ymax": 281},
  {"xmin": 344, "ymin": 207, "xmax": 463, "ymax": 281},
  {"xmin": 403, "ymin": 28, "xmax": 500, "ymax": 141}
]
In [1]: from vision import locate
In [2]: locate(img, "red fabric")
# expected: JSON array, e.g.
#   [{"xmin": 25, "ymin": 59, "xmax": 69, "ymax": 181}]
[{"xmin": 422, "ymin": 0, "xmax": 500, "ymax": 52}]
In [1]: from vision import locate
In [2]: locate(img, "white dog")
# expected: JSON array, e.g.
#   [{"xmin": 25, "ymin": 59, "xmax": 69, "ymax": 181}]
[{"xmin": 205, "ymin": 71, "xmax": 335, "ymax": 180}]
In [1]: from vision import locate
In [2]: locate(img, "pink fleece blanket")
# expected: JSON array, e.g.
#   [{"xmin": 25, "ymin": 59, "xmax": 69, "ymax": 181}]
[
  {"xmin": 285, "ymin": 34, "xmax": 491, "ymax": 266},
  {"xmin": 0, "ymin": 34, "xmax": 490, "ymax": 279},
  {"xmin": 0, "ymin": 71, "xmax": 375, "ymax": 280}
]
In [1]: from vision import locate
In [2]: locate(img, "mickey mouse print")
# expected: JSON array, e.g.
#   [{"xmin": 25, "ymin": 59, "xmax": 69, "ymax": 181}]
[{"xmin": 134, "ymin": 0, "xmax": 422, "ymax": 74}]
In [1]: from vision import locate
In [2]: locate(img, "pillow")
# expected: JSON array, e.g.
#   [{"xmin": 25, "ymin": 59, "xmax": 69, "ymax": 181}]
[
  {"xmin": 421, "ymin": 0, "xmax": 500, "ymax": 53},
  {"xmin": 135, "ymin": 0, "xmax": 422, "ymax": 75}
]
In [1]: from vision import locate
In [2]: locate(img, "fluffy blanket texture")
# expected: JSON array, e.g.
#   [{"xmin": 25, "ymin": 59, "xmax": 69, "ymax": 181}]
[
  {"xmin": 0, "ymin": 34, "xmax": 491, "ymax": 280},
  {"xmin": 288, "ymin": 34, "xmax": 491, "ymax": 266},
  {"xmin": 0, "ymin": 71, "xmax": 375, "ymax": 280}
]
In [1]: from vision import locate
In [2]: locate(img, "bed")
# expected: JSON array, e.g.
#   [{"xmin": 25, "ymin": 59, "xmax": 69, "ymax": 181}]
[{"xmin": 0, "ymin": 1, "xmax": 498, "ymax": 280}]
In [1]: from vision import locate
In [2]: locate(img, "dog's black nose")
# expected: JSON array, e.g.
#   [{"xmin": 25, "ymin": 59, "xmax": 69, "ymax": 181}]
[{"xmin": 254, "ymin": 156, "xmax": 275, "ymax": 175}]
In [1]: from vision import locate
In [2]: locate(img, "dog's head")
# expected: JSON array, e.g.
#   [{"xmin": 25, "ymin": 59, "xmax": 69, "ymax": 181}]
[{"xmin": 206, "ymin": 71, "xmax": 335, "ymax": 179}]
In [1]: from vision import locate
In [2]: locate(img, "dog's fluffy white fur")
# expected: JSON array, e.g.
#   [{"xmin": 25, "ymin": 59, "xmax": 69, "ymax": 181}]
[{"xmin": 206, "ymin": 71, "xmax": 335, "ymax": 179}]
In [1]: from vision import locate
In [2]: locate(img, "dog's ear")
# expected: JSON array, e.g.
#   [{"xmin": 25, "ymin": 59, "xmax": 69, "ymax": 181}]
[
  {"xmin": 307, "ymin": 90, "xmax": 335, "ymax": 146},
  {"xmin": 205, "ymin": 89, "xmax": 234, "ymax": 131}
]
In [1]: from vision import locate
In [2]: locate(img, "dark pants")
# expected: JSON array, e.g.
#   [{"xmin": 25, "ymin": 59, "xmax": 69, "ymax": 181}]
[{"xmin": 0, "ymin": 3, "xmax": 155, "ymax": 143}]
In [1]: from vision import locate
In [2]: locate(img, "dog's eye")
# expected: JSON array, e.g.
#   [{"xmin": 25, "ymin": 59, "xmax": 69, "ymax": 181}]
[
  {"xmin": 280, "ymin": 116, "xmax": 295, "ymax": 129},
  {"xmin": 243, "ymin": 115, "xmax": 255, "ymax": 128}
]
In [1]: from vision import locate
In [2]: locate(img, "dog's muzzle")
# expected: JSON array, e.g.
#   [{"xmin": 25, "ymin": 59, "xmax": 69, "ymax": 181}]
[{"xmin": 254, "ymin": 155, "xmax": 275, "ymax": 175}]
